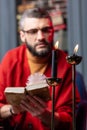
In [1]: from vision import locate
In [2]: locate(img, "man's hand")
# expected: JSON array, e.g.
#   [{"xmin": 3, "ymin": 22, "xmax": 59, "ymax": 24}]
[
  {"xmin": 20, "ymin": 94, "xmax": 47, "ymax": 117},
  {"xmin": 20, "ymin": 94, "xmax": 59, "ymax": 128},
  {"xmin": 0, "ymin": 104, "xmax": 24, "ymax": 118}
]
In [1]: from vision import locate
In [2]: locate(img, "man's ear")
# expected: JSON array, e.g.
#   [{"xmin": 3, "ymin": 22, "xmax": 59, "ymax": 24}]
[{"xmin": 19, "ymin": 31, "xmax": 26, "ymax": 42}]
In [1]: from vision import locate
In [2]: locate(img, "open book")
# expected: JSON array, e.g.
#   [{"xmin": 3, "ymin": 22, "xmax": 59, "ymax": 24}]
[{"xmin": 4, "ymin": 73, "xmax": 51, "ymax": 106}]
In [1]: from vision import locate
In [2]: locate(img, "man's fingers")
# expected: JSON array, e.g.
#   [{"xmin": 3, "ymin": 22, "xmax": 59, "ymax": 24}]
[
  {"xmin": 20, "ymin": 99, "xmax": 45, "ymax": 117},
  {"xmin": 33, "ymin": 96, "xmax": 46, "ymax": 108},
  {"xmin": 26, "ymin": 95, "xmax": 47, "ymax": 108}
]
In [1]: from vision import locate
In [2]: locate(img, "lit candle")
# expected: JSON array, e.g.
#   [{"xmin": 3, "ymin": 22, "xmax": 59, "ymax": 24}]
[
  {"xmin": 74, "ymin": 44, "xmax": 79, "ymax": 54},
  {"xmin": 52, "ymin": 41, "xmax": 59, "ymax": 78},
  {"xmin": 66, "ymin": 44, "xmax": 82, "ymax": 65}
]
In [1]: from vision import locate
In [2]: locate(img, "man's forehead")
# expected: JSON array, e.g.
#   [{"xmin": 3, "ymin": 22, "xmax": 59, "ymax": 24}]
[{"xmin": 23, "ymin": 18, "xmax": 53, "ymax": 29}]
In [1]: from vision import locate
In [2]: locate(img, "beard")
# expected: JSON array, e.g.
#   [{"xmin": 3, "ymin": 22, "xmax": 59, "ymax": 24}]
[{"xmin": 26, "ymin": 40, "xmax": 53, "ymax": 57}]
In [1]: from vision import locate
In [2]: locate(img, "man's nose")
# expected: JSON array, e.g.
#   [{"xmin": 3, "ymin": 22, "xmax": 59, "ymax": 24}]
[{"xmin": 37, "ymin": 30, "xmax": 45, "ymax": 40}]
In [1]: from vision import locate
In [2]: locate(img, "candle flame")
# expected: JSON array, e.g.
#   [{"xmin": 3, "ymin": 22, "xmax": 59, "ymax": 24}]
[
  {"xmin": 74, "ymin": 44, "xmax": 79, "ymax": 53},
  {"xmin": 54, "ymin": 41, "xmax": 59, "ymax": 50}
]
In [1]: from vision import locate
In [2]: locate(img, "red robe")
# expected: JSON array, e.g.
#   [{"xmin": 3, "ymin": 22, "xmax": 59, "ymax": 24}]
[{"xmin": 0, "ymin": 44, "xmax": 80, "ymax": 130}]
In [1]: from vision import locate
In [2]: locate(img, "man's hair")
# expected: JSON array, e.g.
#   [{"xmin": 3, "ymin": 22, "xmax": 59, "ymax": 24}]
[{"xmin": 19, "ymin": 7, "xmax": 52, "ymax": 30}]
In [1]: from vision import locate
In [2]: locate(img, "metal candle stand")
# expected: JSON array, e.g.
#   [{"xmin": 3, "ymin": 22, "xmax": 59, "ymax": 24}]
[
  {"xmin": 46, "ymin": 78, "xmax": 62, "ymax": 130},
  {"xmin": 66, "ymin": 54, "xmax": 82, "ymax": 130}
]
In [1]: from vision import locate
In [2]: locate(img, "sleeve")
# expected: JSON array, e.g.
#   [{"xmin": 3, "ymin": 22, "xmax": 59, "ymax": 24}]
[
  {"xmin": 0, "ymin": 54, "xmax": 9, "ymax": 107},
  {"xmin": 0, "ymin": 52, "xmax": 16, "ymax": 108}
]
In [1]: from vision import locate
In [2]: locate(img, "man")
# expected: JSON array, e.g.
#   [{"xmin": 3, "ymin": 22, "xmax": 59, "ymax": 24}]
[{"xmin": 0, "ymin": 8, "xmax": 80, "ymax": 130}]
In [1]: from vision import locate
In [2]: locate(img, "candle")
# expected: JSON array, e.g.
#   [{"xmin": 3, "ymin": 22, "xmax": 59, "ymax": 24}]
[
  {"xmin": 51, "ymin": 41, "xmax": 59, "ymax": 130},
  {"xmin": 66, "ymin": 44, "xmax": 82, "ymax": 65},
  {"xmin": 74, "ymin": 44, "xmax": 79, "ymax": 54},
  {"xmin": 52, "ymin": 41, "xmax": 59, "ymax": 78}
]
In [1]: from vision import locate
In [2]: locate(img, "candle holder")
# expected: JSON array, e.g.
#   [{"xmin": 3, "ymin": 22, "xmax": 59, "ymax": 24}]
[
  {"xmin": 46, "ymin": 77, "xmax": 62, "ymax": 130},
  {"xmin": 66, "ymin": 54, "xmax": 82, "ymax": 65},
  {"xmin": 46, "ymin": 77, "xmax": 62, "ymax": 86},
  {"xmin": 66, "ymin": 53, "xmax": 82, "ymax": 130}
]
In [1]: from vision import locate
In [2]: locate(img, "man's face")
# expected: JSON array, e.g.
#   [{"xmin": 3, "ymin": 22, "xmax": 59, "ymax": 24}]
[{"xmin": 20, "ymin": 18, "xmax": 54, "ymax": 57}]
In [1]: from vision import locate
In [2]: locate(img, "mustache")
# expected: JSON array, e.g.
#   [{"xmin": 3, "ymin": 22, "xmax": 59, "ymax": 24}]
[{"xmin": 35, "ymin": 40, "xmax": 49, "ymax": 47}]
